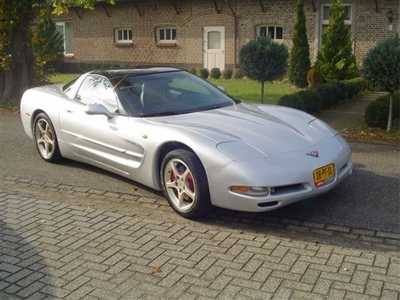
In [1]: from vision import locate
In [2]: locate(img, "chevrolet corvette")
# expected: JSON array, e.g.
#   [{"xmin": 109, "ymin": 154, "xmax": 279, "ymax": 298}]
[{"xmin": 20, "ymin": 67, "xmax": 353, "ymax": 219}]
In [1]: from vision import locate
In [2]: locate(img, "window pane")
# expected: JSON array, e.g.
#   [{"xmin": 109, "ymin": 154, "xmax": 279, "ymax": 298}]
[
  {"xmin": 259, "ymin": 27, "xmax": 267, "ymax": 36},
  {"xmin": 128, "ymin": 30, "xmax": 132, "ymax": 40},
  {"xmin": 65, "ymin": 23, "xmax": 73, "ymax": 53},
  {"xmin": 323, "ymin": 6, "xmax": 330, "ymax": 20},
  {"xmin": 276, "ymin": 27, "xmax": 283, "ymax": 39},
  {"xmin": 160, "ymin": 29, "xmax": 165, "ymax": 40},
  {"xmin": 343, "ymin": 6, "xmax": 351, "ymax": 20},
  {"xmin": 166, "ymin": 29, "xmax": 171, "ymax": 40},
  {"xmin": 172, "ymin": 29, "xmax": 177, "ymax": 40},
  {"xmin": 267, "ymin": 27, "xmax": 275, "ymax": 39},
  {"xmin": 208, "ymin": 31, "xmax": 221, "ymax": 49},
  {"xmin": 118, "ymin": 30, "xmax": 122, "ymax": 40}
]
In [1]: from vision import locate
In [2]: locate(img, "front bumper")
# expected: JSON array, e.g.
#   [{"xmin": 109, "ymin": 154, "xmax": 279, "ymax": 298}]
[{"xmin": 207, "ymin": 136, "xmax": 352, "ymax": 212}]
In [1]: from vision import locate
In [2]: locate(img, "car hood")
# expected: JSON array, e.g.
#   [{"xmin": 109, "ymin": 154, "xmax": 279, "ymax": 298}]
[{"xmin": 144, "ymin": 103, "xmax": 331, "ymax": 155}]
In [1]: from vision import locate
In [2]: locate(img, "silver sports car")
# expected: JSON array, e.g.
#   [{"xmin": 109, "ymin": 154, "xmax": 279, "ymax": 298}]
[{"xmin": 20, "ymin": 67, "xmax": 353, "ymax": 219}]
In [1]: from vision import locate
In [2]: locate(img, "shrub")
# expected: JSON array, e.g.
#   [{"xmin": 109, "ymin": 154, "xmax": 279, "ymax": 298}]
[
  {"xmin": 233, "ymin": 68, "xmax": 243, "ymax": 79},
  {"xmin": 277, "ymin": 94, "xmax": 307, "ymax": 112},
  {"xmin": 315, "ymin": 83, "xmax": 344, "ymax": 107},
  {"xmin": 365, "ymin": 93, "xmax": 400, "ymax": 129},
  {"xmin": 210, "ymin": 68, "xmax": 221, "ymax": 79},
  {"xmin": 239, "ymin": 35, "xmax": 289, "ymax": 103},
  {"xmin": 344, "ymin": 77, "xmax": 369, "ymax": 95},
  {"xmin": 222, "ymin": 68, "xmax": 233, "ymax": 79},
  {"xmin": 188, "ymin": 68, "xmax": 197, "ymax": 75},
  {"xmin": 307, "ymin": 68, "xmax": 324, "ymax": 87},
  {"xmin": 296, "ymin": 89, "xmax": 322, "ymax": 113},
  {"xmin": 278, "ymin": 77, "xmax": 369, "ymax": 114},
  {"xmin": 197, "ymin": 68, "xmax": 209, "ymax": 79},
  {"xmin": 32, "ymin": 8, "xmax": 64, "ymax": 84}
]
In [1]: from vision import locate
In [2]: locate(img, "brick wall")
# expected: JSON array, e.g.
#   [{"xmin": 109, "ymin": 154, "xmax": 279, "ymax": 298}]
[{"xmin": 54, "ymin": 0, "xmax": 399, "ymax": 70}]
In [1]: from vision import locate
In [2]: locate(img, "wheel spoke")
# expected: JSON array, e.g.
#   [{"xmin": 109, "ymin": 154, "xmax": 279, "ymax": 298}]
[{"xmin": 163, "ymin": 157, "xmax": 197, "ymax": 212}]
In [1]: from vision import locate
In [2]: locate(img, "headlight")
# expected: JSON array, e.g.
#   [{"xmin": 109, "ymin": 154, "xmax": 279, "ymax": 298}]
[
  {"xmin": 230, "ymin": 186, "xmax": 269, "ymax": 196},
  {"xmin": 309, "ymin": 119, "xmax": 338, "ymax": 136},
  {"xmin": 217, "ymin": 141, "xmax": 266, "ymax": 162}
]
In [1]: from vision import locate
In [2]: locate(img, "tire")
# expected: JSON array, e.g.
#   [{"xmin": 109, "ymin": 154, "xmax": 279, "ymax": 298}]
[
  {"xmin": 161, "ymin": 149, "xmax": 211, "ymax": 219},
  {"xmin": 33, "ymin": 113, "xmax": 62, "ymax": 163}
]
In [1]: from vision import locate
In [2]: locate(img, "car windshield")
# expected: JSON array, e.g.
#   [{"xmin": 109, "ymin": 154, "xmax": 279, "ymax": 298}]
[{"xmin": 111, "ymin": 70, "xmax": 236, "ymax": 117}]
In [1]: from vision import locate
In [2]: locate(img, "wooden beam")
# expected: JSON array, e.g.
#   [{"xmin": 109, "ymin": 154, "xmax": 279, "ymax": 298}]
[
  {"xmin": 224, "ymin": 0, "xmax": 236, "ymax": 16},
  {"xmin": 212, "ymin": 0, "xmax": 221, "ymax": 14},
  {"xmin": 259, "ymin": 0, "xmax": 266, "ymax": 13},
  {"xmin": 171, "ymin": 0, "xmax": 180, "ymax": 15},
  {"xmin": 133, "ymin": 1, "xmax": 143, "ymax": 17},
  {"xmin": 101, "ymin": 3, "xmax": 111, "ymax": 17},
  {"xmin": 310, "ymin": 0, "xmax": 316, "ymax": 12},
  {"xmin": 73, "ymin": 7, "xmax": 84, "ymax": 19}
]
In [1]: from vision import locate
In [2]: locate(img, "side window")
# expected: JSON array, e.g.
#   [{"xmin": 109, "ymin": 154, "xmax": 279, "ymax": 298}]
[{"xmin": 76, "ymin": 75, "xmax": 118, "ymax": 113}]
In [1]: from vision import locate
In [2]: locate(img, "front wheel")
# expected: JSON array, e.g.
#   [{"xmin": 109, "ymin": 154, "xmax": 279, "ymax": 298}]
[
  {"xmin": 33, "ymin": 113, "xmax": 62, "ymax": 163},
  {"xmin": 161, "ymin": 149, "xmax": 211, "ymax": 219}
]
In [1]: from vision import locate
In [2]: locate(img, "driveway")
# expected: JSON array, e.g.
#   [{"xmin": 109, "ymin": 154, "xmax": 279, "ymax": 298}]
[
  {"xmin": 1, "ymin": 111, "xmax": 399, "ymax": 233},
  {"xmin": 1, "ymin": 110, "xmax": 399, "ymax": 300}
]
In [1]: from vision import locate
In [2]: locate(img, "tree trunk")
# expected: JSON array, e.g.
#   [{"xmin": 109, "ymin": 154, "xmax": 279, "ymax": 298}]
[
  {"xmin": 260, "ymin": 81, "xmax": 265, "ymax": 103},
  {"xmin": 386, "ymin": 91, "xmax": 393, "ymax": 133},
  {"xmin": 1, "ymin": 28, "xmax": 34, "ymax": 105}
]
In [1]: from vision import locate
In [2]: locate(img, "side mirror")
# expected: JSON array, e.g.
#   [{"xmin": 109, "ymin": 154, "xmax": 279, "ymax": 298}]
[
  {"xmin": 85, "ymin": 103, "xmax": 114, "ymax": 119},
  {"xmin": 217, "ymin": 86, "xmax": 227, "ymax": 94}
]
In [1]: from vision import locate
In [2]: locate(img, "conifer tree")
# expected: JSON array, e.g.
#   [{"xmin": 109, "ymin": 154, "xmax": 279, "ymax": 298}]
[
  {"xmin": 288, "ymin": 0, "xmax": 311, "ymax": 88},
  {"xmin": 315, "ymin": 0, "xmax": 357, "ymax": 81}
]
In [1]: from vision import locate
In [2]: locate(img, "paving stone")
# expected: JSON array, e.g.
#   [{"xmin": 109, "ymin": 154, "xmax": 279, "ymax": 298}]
[{"xmin": 1, "ymin": 174, "xmax": 399, "ymax": 300}]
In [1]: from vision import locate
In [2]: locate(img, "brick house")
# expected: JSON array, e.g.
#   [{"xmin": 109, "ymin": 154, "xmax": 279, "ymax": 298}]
[{"xmin": 53, "ymin": 0, "xmax": 399, "ymax": 71}]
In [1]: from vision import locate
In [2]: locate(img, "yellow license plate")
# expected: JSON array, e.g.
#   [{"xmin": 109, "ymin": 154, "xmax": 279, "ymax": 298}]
[{"xmin": 313, "ymin": 163, "xmax": 335, "ymax": 187}]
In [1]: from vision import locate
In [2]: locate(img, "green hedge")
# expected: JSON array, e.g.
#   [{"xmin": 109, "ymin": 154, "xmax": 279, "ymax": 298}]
[
  {"xmin": 364, "ymin": 92, "xmax": 400, "ymax": 129},
  {"xmin": 277, "ymin": 77, "xmax": 368, "ymax": 113}
]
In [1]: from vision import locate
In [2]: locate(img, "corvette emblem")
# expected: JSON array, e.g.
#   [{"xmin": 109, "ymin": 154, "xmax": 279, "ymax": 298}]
[{"xmin": 307, "ymin": 150, "xmax": 319, "ymax": 158}]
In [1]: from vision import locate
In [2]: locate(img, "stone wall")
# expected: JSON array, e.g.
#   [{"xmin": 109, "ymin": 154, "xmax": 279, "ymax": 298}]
[{"xmin": 54, "ymin": 0, "xmax": 399, "ymax": 70}]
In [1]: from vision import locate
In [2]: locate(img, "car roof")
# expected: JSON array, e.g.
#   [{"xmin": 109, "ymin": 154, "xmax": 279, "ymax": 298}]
[{"xmin": 90, "ymin": 67, "xmax": 182, "ymax": 81}]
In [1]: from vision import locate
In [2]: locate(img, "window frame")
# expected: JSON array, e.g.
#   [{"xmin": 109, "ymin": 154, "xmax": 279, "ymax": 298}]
[
  {"xmin": 256, "ymin": 25, "xmax": 284, "ymax": 42},
  {"xmin": 319, "ymin": 3, "xmax": 354, "ymax": 49},
  {"xmin": 114, "ymin": 28, "xmax": 133, "ymax": 44},
  {"xmin": 56, "ymin": 21, "xmax": 74, "ymax": 57},
  {"xmin": 156, "ymin": 27, "xmax": 177, "ymax": 44}
]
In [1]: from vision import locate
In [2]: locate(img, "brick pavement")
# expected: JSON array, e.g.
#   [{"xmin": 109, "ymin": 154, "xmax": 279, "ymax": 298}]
[{"xmin": 0, "ymin": 176, "xmax": 399, "ymax": 300}]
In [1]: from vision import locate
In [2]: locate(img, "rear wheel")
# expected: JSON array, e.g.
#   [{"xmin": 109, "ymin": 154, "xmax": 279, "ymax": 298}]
[
  {"xmin": 33, "ymin": 113, "xmax": 62, "ymax": 162},
  {"xmin": 161, "ymin": 149, "xmax": 211, "ymax": 219}
]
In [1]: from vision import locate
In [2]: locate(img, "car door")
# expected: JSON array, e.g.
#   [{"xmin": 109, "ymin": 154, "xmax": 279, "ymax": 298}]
[{"xmin": 60, "ymin": 74, "xmax": 130, "ymax": 176}]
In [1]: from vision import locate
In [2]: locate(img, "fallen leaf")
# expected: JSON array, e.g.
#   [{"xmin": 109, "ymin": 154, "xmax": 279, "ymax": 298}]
[
  {"xmin": 40, "ymin": 220, "xmax": 46, "ymax": 224},
  {"xmin": 391, "ymin": 257, "xmax": 398, "ymax": 262},
  {"xmin": 343, "ymin": 267, "xmax": 348, "ymax": 271},
  {"xmin": 314, "ymin": 240, "xmax": 320, "ymax": 244},
  {"xmin": 61, "ymin": 232, "xmax": 68, "ymax": 236},
  {"xmin": 153, "ymin": 267, "xmax": 162, "ymax": 273},
  {"xmin": 133, "ymin": 187, "xmax": 138, "ymax": 191},
  {"xmin": 76, "ymin": 227, "xmax": 81, "ymax": 231},
  {"xmin": 290, "ymin": 234, "xmax": 297, "ymax": 239}
]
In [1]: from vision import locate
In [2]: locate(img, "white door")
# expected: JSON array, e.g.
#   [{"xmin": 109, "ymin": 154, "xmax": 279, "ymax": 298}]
[{"xmin": 203, "ymin": 26, "xmax": 225, "ymax": 71}]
